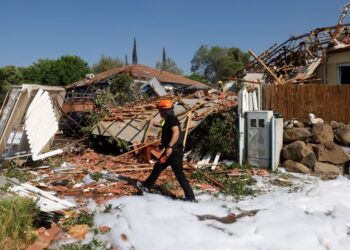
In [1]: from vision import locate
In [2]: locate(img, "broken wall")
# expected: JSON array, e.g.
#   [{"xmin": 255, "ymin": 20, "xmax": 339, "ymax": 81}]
[
  {"xmin": 326, "ymin": 49, "xmax": 350, "ymax": 84},
  {"xmin": 0, "ymin": 85, "xmax": 65, "ymax": 161}
]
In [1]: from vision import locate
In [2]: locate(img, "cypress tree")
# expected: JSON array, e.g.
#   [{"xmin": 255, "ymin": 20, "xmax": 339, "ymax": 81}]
[
  {"xmin": 161, "ymin": 47, "xmax": 167, "ymax": 72},
  {"xmin": 125, "ymin": 54, "xmax": 128, "ymax": 65},
  {"xmin": 132, "ymin": 38, "xmax": 138, "ymax": 64}
]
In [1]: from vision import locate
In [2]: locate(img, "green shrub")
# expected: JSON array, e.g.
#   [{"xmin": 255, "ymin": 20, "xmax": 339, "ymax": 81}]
[
  {"xmin": 0, "ymin": 196, "xmax": 40, "ymax": 249},
  {"xmin": 186, "ymin": 108, "xmax": 238, "ymax": 160}
]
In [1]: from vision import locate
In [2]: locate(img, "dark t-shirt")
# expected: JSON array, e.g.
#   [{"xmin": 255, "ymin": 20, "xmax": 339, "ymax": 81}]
[{"xmin": 161, "ymin": 115, "xmax": 183, "ymax": 150}]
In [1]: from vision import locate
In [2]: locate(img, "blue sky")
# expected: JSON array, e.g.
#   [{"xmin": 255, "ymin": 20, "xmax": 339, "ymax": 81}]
[{"xmin": 0, "ymin": 0, "xmax": 348, "ymax": 74}]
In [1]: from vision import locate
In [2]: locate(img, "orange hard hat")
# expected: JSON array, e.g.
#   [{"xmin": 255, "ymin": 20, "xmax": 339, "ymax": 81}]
[{"xmin": 158, "ymin": 99, "xmax": 173, "ymax": 110}]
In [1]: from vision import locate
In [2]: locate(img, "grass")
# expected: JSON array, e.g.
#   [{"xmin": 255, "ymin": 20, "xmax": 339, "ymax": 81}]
[
  {"xmin": 0, "ymin": 162, "xmax": 35, "ymax": 183},
  {"xmin": 62, "ymin": 211, "xmax": 95, "ymax": 229},
  {"xmin": 0, "ymin": 196, "xmax": 40, "ymax": 250},
  {"xmin": 191, "ymin": 164, "xmax": 258, "ymax": 197},
  {"xmin": 91, "ymin": 172, "xmax": 103, "ymax": 182},
  {"xmin": 103, "ymin": 204, "xmax": 112, "ymax": 213},
  {"xmin": 55, "ymin": 238, "xmax": 107, "ymax": 250}
]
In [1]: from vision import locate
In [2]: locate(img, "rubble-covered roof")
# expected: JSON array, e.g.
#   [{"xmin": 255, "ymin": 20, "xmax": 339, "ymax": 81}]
[
  {"xmin": 237, "ymin": 23, "xmax": 350, "ymax": 84},
  {"xmin": 66, "ymin": 64, "xmax": 209, "ymax": 90},
  {"xmin": 92, "ymin": 91, "xmax": 236, "ymax": 144}
]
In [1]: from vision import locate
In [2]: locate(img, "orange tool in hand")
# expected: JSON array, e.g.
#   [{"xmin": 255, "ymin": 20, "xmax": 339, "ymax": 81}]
[{"xmin": 150, "ymin": 148, "xmax": 168, "ymax": 164}]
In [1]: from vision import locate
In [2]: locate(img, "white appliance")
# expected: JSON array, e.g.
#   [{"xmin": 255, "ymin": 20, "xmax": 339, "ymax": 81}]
[{"xmin": 246, "ymin": 111, "xmax": 283, "ymax": 169}]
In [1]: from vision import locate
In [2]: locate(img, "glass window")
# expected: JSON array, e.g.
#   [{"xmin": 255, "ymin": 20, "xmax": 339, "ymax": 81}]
[
  {"xmin": 259, "ymin": 119, "xmax": 265, "ymax": 128},
  {"xmin": 251, "ymin": 119, "xmax": 256, "ymax": 127}
]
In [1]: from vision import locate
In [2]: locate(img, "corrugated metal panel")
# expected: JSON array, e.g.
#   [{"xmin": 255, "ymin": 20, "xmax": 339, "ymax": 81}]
[{"xmin": 25, "ymin": 90, "xmax": 59, "ymax": 158}]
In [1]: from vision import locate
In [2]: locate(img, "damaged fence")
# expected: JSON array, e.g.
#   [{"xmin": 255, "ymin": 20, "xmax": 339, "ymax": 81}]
[{"xmin": 262, "ymin": 84, "xmax": 350, "ymax": 123}]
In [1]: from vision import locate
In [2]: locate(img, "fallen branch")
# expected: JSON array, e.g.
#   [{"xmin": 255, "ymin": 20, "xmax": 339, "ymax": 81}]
[{"xmin": 184, "ymin": 161, "xmax": 226, "ymax": 190}]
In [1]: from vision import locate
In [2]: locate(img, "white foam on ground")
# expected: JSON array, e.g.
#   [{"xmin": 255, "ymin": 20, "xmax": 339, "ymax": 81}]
[{"xmin": 58, "ymin": 174, "xmax": 350, "ymax": 250}]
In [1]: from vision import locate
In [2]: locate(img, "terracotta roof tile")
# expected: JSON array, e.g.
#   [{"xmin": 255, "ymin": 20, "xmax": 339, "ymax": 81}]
[{"xmin": 66, "ymin": 64, "xmax": 209, "ymax": 89}]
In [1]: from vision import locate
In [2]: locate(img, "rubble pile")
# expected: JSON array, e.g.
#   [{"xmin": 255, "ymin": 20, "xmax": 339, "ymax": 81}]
[
  {"xmin": 237, "ymin": 4, "xmax": 350, "ymax": 85},
  {"xmin": 281, "ymin": 119, "xmax": 350, "ymax": 178},
  {"xmin": 92, "ymin": 90, "xmax": 237, "ymax": 145}
]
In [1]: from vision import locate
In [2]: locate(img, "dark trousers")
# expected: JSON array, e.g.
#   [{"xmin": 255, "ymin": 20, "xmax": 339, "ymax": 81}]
[{"xmin": 143, "ymin": 150, "xmax": 195, "ymax": 201}]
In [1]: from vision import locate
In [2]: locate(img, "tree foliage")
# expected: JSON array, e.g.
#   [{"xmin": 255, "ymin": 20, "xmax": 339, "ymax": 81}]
[
  {"xmin": 186, "ymin": 108, "xmax": 238, "ymax": 160},
  {"xmin": 23, "ymin": 55, "xmax": 89, "ymax": 86},
  {"xmin": 155, "ymin": 57, "xmax": 183, "ymax": 75},
  {"xmin": 110, "ymin": 73, "xmax": 141, "ymax": 106},
  {"xmin": 162, "ymin": 47, "xmax": 167, "ymax": 71},
  {"xmin": 132, "ymin": 38, "xmax": 138, "ymax": 64},
  {"xmin": 0, "ymin": 66, "xmax": 24, "ymax": 104},
  {"xmin": 187, "ymin": 72, "xmax": 209, "ymax": 84},
  {"xmin": 92, "ymin": 55, "xmax": 123, "ymax": 74},
  {"xmin": 191, "ymin": 45, "xmax": 250, "ymax": 83}
]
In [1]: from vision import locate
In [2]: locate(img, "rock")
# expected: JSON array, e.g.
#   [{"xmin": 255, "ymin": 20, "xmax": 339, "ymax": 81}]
[
  {"xmin": 313, "ymin": 142, "xmax": 350, "ymax": 165},
  {"xmin": 334, "ymin": 124, "xmax": 350, "ymax": 146},
  {"xmin": 283, "ymin": 127, "xmax": 311, "ymax": 144},
  {"xmin": 283, "ymin": 160, "xmax": 311, "ymax": 174},
  {"xmin": 294, "ymin": 122, "xmax": 305, "ymax": 128},
  {"xmin": 311, "ymin": 124, "xmax": 334, "ymax": 144},
  {"xmin": 281, "ymin": 141, "xmax": 316, "ymax": 168},
  {"xmin": 314, "ymin": 162, "xmax": 341, "ymax": 177},
  {"xmin": 330, "ymin": 120, "xmax": 344, "ymax": 129}
]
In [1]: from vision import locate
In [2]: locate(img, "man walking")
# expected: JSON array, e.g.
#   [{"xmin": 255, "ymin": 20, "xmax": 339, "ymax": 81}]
[{"xmin": 137, "ymin": 99, "xmax": 195, "ymax": 201}]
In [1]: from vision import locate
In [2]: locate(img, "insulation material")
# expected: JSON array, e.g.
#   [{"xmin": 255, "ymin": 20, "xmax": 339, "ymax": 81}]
[
  {"xmin": 9, "ymin": 181, "xmax": 76, "ymax": 212},
  {"xmin": 24, "ymin": 89, "xmax": 61, "ymax": 160}
]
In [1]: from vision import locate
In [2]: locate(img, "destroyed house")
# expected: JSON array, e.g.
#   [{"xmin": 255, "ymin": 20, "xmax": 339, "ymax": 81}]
[
  {"xmin": 65, "ymin": 64, "xmax": 209, "ymax": 97},
  {"xmin": 238, "ymin": 22, "xmax": 350, "ymax": 85},
  {"xmin": 62, "ymin": 64, "xmax": 209, "ymax": 115}
]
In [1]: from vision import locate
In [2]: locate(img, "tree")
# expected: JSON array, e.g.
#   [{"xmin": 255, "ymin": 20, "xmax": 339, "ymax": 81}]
[
  {"xmin": 110, "ymin": 73, "xmax": 141, "ymax": 106},
  {"xmin": 155, "ymin": 57, "xmax": 183, "ymax": 75},
  {"xmin": 191, "ymin": 45, "xmax": 250, "ymax": 83},
  {"xmin": 0, "ymin": 66, "xmax": 24, "ymax": 104},
  {"xmin": 187, "ymin": 72, "xmax": 209, "ymax": 84},
  {"xmin": 186, "ymin": 108, "xmax": 238, "ymax": 159},
  {"xmin": 23, "ymin": 59, "xmax": 60, "ymax": 85},
  {"xmin": 162, "ymin": 47, "xmax": 167, "ymax": 72},
  {"xmin": 56, "ymin": 55, "xmax": 90, "ymax": 85},
  {"xmin": 92, "ymin": 55, "xmax": 123, "ymax": 74},
  {"xmin": 23, "ymin": 55, "xmax": 89, "ymax": 86},
  {"xmin": 132, "ymin": 38, "xmax": 138, "ymax": 64}
]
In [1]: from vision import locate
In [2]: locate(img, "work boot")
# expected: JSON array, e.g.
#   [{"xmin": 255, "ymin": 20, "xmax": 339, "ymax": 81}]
[
  {"xmin": 136, "ymin": 181, "xmax": 149, "ymax": 193},
  {"xmin": 183, "ymin": 197, "xmax": 196, "ymax": 203}
]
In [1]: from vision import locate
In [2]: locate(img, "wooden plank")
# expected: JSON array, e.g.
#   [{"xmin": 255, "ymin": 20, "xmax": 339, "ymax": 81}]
[
  {"xmin": 114, "ymin": 139, "xmax": 161, "ymax": 160},
  {"xmin": 183, "ymin": 111, "xmax": 192, "ymax": 147},
  {"xmin": 248, "ymin": 49, "xmax": 282, "ymax": 85}
]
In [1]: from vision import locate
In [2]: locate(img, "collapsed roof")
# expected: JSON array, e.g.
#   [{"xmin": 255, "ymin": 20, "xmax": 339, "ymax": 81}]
[
  {"xmin": 91, "ymin": 91, "xmax": 236, "ymax": 145},
  {"xmin": 238, "ymin": 4, "xmax": 350, "ymax": 85},
  {"xmin": 66, "ymin": 64, "xmax": 209, "ymax": 90}
]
